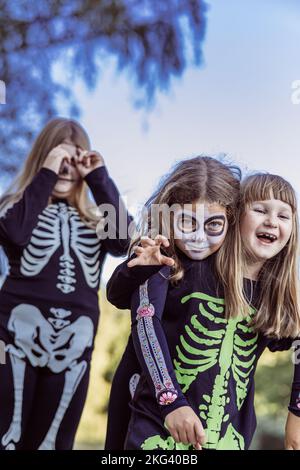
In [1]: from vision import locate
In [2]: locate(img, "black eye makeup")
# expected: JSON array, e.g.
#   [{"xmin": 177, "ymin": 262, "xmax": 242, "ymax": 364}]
[
  {"xmin": 177, "ymin": 214, "xmax": 197, "ymax": 233},
  {"xmin": 176, "ymin": 213, "xmax": 226, "ymax": 236},
  {"xmin": 204, "ymin": 215, "xmax": 226, "ymax": 236}
]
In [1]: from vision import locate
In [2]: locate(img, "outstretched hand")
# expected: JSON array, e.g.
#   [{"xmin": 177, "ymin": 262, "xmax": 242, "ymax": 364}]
[{"xmin": 127, "ymin": 235, "xmax": 175, "ymax": 268}]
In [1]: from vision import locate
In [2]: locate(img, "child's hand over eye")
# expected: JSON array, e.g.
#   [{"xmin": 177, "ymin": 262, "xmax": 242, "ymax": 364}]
[
  {"xmin": 76, "ymin": 150, "xmax": 105, "ymax": 177},
  {"xmin": 127, "ymin": 235, "xmax": 175, "ymax": 268},
  {"xmin": 43, "ymin": 145, "xmax": 72, "ymax": 174}
]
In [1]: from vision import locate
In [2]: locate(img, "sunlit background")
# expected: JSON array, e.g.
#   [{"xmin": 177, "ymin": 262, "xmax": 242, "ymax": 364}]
[{"xmin": 1, "ymin": 0, "xmax": 300, "ymax": 450}]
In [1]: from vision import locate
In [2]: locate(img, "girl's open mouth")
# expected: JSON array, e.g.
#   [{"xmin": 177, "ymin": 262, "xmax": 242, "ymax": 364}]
[{"xmin": 256, "ymin": 232, "xmax": 277, "ymax": 244}]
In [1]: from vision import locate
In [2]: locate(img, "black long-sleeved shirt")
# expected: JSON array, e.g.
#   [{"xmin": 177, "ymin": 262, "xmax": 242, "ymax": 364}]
[
  {"xmin": 0, "ymin": 166, "xmax": 132, "ymax": 349},
  {"xmin": 107, "ymin": 253, "xmax": 295, "ymax": 450}
]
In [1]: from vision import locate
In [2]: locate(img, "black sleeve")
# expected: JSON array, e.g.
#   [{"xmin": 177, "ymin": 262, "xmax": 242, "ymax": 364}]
[
  {"xmin": 0, "ymin": 168, "xmax": 58, "ymax": 247},
  {"xmin": 84, "ymin": 166, "xmax": 133, "ymax": 257},
  {"xmin": 130, "ymin": 268, "xmax": 190, "ymax": 419},
  {"xmin": 106, "ymin": 256, "xmax": 162, "ymax": 309},
  {"xmin": 267, "ymin": 337, "xmax": 293, "ymax": 352},
  {"xmin": 288, "ymin": 340, "xmax": 300, "ymax": 417}
]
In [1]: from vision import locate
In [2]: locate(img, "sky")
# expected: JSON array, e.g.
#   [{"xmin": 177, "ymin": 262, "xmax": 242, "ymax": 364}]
[
  {"xmin": 66, "ymin": 0, "xmax": 300, "ymax": 282},
  {"xmin": 3, "ymin": 0, "xmax": 300, "ymax": 283}
]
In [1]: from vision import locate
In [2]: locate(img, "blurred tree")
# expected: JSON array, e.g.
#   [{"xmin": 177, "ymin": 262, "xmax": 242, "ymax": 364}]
[{"xmin": 0, "ymin": 0, "xmax": 208, "ymax": 175}]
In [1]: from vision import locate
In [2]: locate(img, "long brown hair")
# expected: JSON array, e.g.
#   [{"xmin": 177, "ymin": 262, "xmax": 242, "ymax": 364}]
[
  {"xmin": 132, "ymin": 156, "xmax": 243, "ymax": 314},
  {"xmin": 0, "ymin": 118, "xmax": 101, "ymax": 228},
  {"xmin": 237, "ymin": 174, "xmax": 300, "ymax": 338}
]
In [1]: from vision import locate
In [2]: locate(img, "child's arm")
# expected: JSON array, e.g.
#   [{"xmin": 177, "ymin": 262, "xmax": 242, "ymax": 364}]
[
  {"xmin": 285, "ymin": 345, "xmax": 300, "ymax": 450},
  {"xmin": 84, "ymin": 165, "xmax": 133, "ymax": 256},
  {"xmin": 130, "ymin": 269, "xmax": 206, "ymax": 449},
  {"xmin": 106, "ymin": 259, "xmax": 162, "ymax": 309},
  {"xmin": 267, "ymin": 338, "xmax": 300, "ymax": 449},
  {"xmin": 106, "ymin": 236, "xmax": 174, "ymax": 309},
  {"xmin": 0, "ymin": 168, "xmax": 58, "ymax": 247},
  {"xmin": 285, "ymin": 412, "xmax": 300, "ymax": 450}
]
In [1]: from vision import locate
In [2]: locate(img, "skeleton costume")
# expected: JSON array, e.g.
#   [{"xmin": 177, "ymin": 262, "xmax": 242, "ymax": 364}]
[
  {"xmin": 0, "ymin": 166, "xmax": 132, "ymax": 450},
  {"xmin": 106, "ymin": 252, "xmax": 294, "ymax": 450}
]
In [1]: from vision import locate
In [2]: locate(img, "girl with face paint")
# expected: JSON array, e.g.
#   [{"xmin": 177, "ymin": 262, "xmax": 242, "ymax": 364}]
[
  {"xmin": 106, "ymin": 167, "xmax": 300, "ymax": 451},
  {"xmin": 0, "ymin": 118, "xmax": 132, "ymax": 449},
  {"xmin": 105, "ymin": 156, "xmax": 241, "ymax": 449}
]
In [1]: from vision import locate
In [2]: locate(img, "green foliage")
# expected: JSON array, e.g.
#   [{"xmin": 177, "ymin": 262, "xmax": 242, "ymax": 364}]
[{"xmin": 254, "ymin": 349, "xmax": 293, "ymax": 419}]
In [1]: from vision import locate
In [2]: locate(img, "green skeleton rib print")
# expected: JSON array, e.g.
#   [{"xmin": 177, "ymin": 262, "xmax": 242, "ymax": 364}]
[{"xmin": 141, "ymin": 291, "xmax": 258, "ymax": 451}]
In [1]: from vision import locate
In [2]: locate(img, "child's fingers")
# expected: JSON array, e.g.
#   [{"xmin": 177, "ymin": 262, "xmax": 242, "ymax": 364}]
[
  {"xmin": 78, "ymin": 150, "xmax": 90, "ymax": 167},
  {"xmin": 178, "ymin": 429, "xmax": 189, "ymax": 446},
  {"xmin": 59, "ymin": 156, "xmax": 71, "ymax": 172},
  {"xmin": 83, "ymin": 155, "xmax": 90, "ymax": 168},
  {"xmin": 77, "ymin": 149, "xmax": 87, "ymax": 163},
  {"xmin": 194, "ymin": 422, "xmax": 206, "ymax": 445},
  {"xmin": 170, "ymin": 430, "xmax": 180, "ymax": 444},
  {"xmin": 140, "ymin": 236, "xmax": 155, "ymax": 247},
  {"xmin": 56, "ymin": 148, "xmax": 71, "ymax": 164},
  {"xmin": 161, "ymin": 255, "xmax": 175, "ymax": 266},
  {"xmin": 154, "ymin": 234, "xmax": 169, "ymax": 247},
  {"xmin": 133, "ymin": 246, "xmax": 144, "ymax": 255},
  {"xmin": 127, "ymin": 258, "xmax": 140, "ymax": 268},
  {"xmin": 194, "ymin": 442, "xmax": 202, "ymax": 451},
  {"xmin": 186, "ymin": 426, "xmax": 197, "ymax": 448}
]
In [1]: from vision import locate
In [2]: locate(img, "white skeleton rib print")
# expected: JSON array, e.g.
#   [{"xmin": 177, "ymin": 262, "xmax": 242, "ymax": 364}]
[
  {"xmin": 1, "ymin": 304, "xmax": 94, "ymax": 450},
  {"xmin": 20, "ymin": 202, "xmax": 101, "ymax": 294}
]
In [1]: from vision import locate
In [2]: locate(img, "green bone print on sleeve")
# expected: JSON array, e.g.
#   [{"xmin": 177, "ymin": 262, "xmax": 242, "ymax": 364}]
[{"xmin": 140, "ymin": 292, "xmax": 258, "ymax": 451}]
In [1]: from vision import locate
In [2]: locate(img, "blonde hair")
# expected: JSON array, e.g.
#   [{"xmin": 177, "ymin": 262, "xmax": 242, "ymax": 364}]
[
  {"xmin": 238, "ymin": 174, "xmax": 300, "ymax": 338},
  {"xmin": 131, "ymin": 156, "xmax": 242, "ymax": 290},
  {"xmin": 0, "ymin": 118, "xmax": 101, "ymax": 228}
]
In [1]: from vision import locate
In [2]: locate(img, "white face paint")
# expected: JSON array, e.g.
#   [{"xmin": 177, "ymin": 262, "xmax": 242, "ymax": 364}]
[{"xmin": 173, "ymin": 201, "xmax": 228, "ymax": 260}]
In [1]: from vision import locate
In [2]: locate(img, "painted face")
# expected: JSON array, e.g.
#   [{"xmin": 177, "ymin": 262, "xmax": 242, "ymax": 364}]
[
  {"xmin": 52, "ymin": 140, "xmax": 82, "ymax": 199},
  {"xmin": 240, "ymin": 199, "xmax": 293, "ymax": 262},
  {"xmin": 174, "ymin": 201, "xmax": 228, "ymax": 260}
]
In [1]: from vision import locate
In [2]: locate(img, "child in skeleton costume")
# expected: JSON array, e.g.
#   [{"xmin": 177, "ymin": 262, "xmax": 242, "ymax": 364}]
[
  {"xmin": 105, "ymin": 156, "xmax": 242, "ymax": 449},
  {"xmin": 107, "ymin": 169, "xmax": 300, "ymax": 450},
  {"xmin": 0, "ymin": 118, "xmax": 132, "ymax": 450}
]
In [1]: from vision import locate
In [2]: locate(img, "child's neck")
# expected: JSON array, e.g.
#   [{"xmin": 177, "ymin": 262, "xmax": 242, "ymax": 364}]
[{"xmin": 243, "ymin": 260, "xmax": 264, "ymax": 281}]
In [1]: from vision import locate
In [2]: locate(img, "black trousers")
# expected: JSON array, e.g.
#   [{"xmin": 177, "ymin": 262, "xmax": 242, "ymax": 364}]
[{"xmin": 0, "ymin": 328, "xmax": 90, "ymax": 450}]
